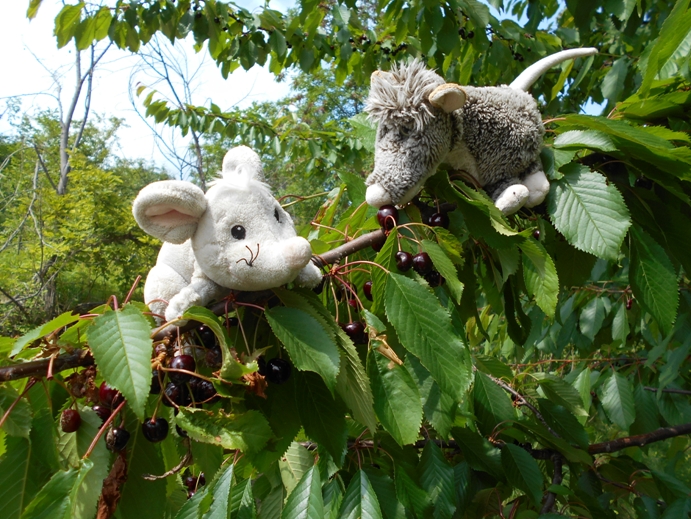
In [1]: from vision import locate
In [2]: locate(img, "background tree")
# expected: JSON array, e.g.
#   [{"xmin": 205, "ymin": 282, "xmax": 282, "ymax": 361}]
[{"xmin": 1, "ymin": 1, "xmax": 690, "ymax": 518}]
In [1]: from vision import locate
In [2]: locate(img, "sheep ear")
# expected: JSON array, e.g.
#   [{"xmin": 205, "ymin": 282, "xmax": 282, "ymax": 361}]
[
  {"xmin": 132, "ymin": 180, "xmax": 207, "ymax": 244},
  {"xmin": 221, "ymin": 145, "xmax": 265, "ymax": 183},
  {"xmin": 429, "ymin": 84, "xmax": 467, "ymax": 113}
]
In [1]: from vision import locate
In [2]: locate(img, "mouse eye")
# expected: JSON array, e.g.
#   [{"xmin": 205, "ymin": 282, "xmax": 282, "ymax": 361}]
[
  {"xmin": 231, "ymin": 225, "xmax": 246, "ymax": 240},
  {"xmin": 399, "ymin": 124, "xmax": 414, "ymax": 138},
  {"xmin": 274, "ymin": 208, "xmax": 280, "ymax": 222}
]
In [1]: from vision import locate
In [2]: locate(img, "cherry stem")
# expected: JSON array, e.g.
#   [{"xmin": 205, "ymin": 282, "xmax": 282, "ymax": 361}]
[
  {"xmin": 123, "ymin": 275, "xmax": 142, "ymax": 305},
  {"xmin": 0, "ymin": 378, "xmax": 37, "ymax": 430},
  {"xmin": 83, "ymin": 398, "xmax": 126, "ymax": 460},
  {"xmin": 334, "ymin": 260, "xmax": 389, "ymax": 275}
]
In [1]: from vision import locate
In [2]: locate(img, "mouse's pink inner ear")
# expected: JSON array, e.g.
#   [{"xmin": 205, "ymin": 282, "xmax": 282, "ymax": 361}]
[
  {"xmin": 133, "ymin": 180, "xmax": 207, "ymax": 244},
  {"xmin": 145, "ymin": 205, "xmax": 200, "ymax": 227}
]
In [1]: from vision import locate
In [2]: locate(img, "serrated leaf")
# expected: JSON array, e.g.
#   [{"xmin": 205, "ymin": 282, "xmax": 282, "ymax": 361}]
[
  {"xmin": 337, "ymin": 470, "xmax": 383, "ymax": 519},
  {"xmin": 296, "ymin": 372, "xmax": 348, "ymax": 463},
  {"xmin": 630, "ymin": 383, "xmax": 661, "ymax": 435},
  {"xmin": 519, "ymin": 239, "xmax": 559, "ymax": 317},
  {"xmin": 368, "ymin": 350, "xmax": 422, "ymax": 446},
  {"xmin": 384, "ymin": 273, "xmax": 472, "ymax": 400},
  {"xmin": 11, "ymin": 312, "xmax": 80, "ymax": 355},
  {"xmin": 405, "ymin": 356, "xmax": 456, "ymax": 438},
  {"xmin": 86, "ymin": 305, "xmax": 153, "ymax": 421},
  {"xmin": 534, "ymin": 373, "xmax": 588, "ymax": 418},
  {"xmin": 21, "ymin": 459, "xmax": 92, "ymax": 519},
  {"xmin": 266, "ymin": 306, "xmax": 340, "ymax": 393},
  {"xmin": 26, "ymin": 0, "xmax": 43, "ymax": 19},
  {"xmin": 393, "ymin": 466, "xmax": 431, "ymax": 517},
  {"xmin": 537, "ymin": 399, "xmax": 589, "ymax": 449},
  {"xmin": 335, "ymin": 337, "xmax": 377, "ymax": 432},
  {"xmin": 322, "ymin": 478, "xmax": 343, "ymax": 519},
  {"xmin": 611, "ymin": 301, "xmax": 629, "ymax": 343},
  {"xmin": 501, "ymin": 443, "xmax": 544, "ymax": 505},
  {"xmin": 0, "ymin": 387, "xmax": 32, "ymax": 438},
  {"xmin": 177, "ymin": 408, "xmax": 271, "ymax": 453},
  {"xmin": 451, "ymin": 427, "xmax": 503, "ymax": 480},
  {"xmin": 598, "ymin": 371, "xmax": 636, "ymax": 430},
  {"xmin": 579, "ymin": 297, "xmax": 607, "ymax": 341},
  {"xmin": 553, "ymin": 130, "xmax": 617, "ymax": 152},
  {"xmin": 237, "ymin": 478, "xmax": 257, "ymax": 519},
  {"xmin": 54, "ymin": 2, "xmax": 84, "ymax": 48},
  {"xmin": 472, "ymin": 371, "xmax": 516, "ymax": 436},
  {"xmin": 175, "ymin": 485, "xmax": 212, "ymax": 519},
  {"xmin": 371, "ymin": 231, "xmax": 399, "ymax": 315},
  {"xmin": 363, "ymin": 468, "xmax": 406, "ymax": 519},
  {"xmin": 548, "ymin": 164, "xmax": 631, "ymax": 261},
  {"xmin": 281, "ymin": 465, "xmax": 323, "ymax": 519},
  {"xmin": 0, "ymin": 436, "xmax": 32, "ymax": 519},
  {"xmin": 279, "ymin": 443, "xmax": 315, "ymax": 496},
  {"xmin": 630, "ymin": 226, "xmax": 679, "ymax": 335},
  {"xmin": 421, "ymin": 240, "xmax": 464, "ymax": 304},
  {"xmin": 202, "ymin": 463, "xmax": 234, "ymax": 519},
  {"xmin": 418, "ymin": 442, "xmax": 456, "ymax": 519}
]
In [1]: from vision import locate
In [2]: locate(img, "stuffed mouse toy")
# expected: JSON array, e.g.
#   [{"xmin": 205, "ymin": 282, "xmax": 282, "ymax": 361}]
[
  {"xmin": 364, "ymin": 48, "xmax": 598, "ymax": 215},
  {"xmin": 133, "ymin": 145, "xmax": 323, "ymax": 323}
]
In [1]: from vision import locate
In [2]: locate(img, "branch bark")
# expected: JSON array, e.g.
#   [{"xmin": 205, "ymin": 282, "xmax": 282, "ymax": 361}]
[{"xmin": 540, "ymin": 452, "xmax": 563, "ymax": 514}]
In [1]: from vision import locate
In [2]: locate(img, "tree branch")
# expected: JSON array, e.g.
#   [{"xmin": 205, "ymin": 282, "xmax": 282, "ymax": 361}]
[
  {"xmin": 540, "ymin": 452, "xmax": 563, "ymax": 514},
  {"xmin": 0, "ymin": 349, "xmax": 94, "ymax": 382},
  {"xmin": 588, "ymin": 423, "xmax": 691, "ymax": 454},
  {"xmin": 311, "ymin": 229, "xmax": 386, "ymax": 268}
]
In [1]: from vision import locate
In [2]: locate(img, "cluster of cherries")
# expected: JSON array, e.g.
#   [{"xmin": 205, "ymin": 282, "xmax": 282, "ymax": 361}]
[{"xmin": 185, "ymin": 472, "xmax": 206, "ymax": 499}]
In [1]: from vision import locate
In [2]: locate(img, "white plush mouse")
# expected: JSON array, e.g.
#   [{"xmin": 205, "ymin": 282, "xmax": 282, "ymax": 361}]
[{"xmin": 133, "ymin": 146, "xmax": 323, "ymax": 323}]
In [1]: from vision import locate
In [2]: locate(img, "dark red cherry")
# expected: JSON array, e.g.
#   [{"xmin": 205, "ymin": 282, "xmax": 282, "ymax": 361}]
[
  {"xmin": 533, "ymin": 229, "xmax": 541, "ymax": 240},
  {"xmin": 224, "ymin": 316, "xmax": 239, "ymax": 327},
  {"xmin": 425, "ymin": 270, "xmax": 445, "ymax": 287},
  {"xmin": 93, "ymin": 405, "xmax": 111, "ymax": 423},
  {"xmin": 185, "ymin": 475, "xmax": 197, "ymax": 491},
  {"xmin": 429, "ymin": 212, "xmax": 450, "ymax": 228},
  {"xmin": 169, "ymin": 355, "xmax": 196, "ymax": 383},
  {"xmin": 313, "ymin": 276, "xmax": 326, "ymax": 294},
  {"xmin": 412, "ymin": 252, "xmax": 433, "ymax": 275},
  {"xmin": 142, "ymin": 417, "xmax": 169, "ymax": 443},
  {"xmin": 347, "ymin": 299, "xmax": 360, "ymax": 311},
  {"xmin": 176, "ymin": 424, "xmax": 188, "ymax": 438},
  {"xmin": 376, "ymin": 205, "xmax": 399, "ymax": 231},
  {"xmin": 99, "ymin": 382, "xmax": 123, "ymax": 409},
  {"xmin": 342, "ymin": 322, "xmax": 367, "ymax": 345},
  {"xmin": 395, "ymin": 251, "xmax": 413, "ymax": 272},
  {"xmin": 151, "ymin": 370, "xmax": 162, "ymax": 394},
  {"xmin": 264, "ymin": 358, "xmax": 292, "ymax": 385},
  {"xmin": 626, "ymin": 298, "xmax": 633, "ymax": 310},
  {"xmin": 106, "ymin": 427, "xmax": 130, "ymax": 452},
  {"xmin": 162, "ymin": 382, "xmax": 191, "ymax": 407},
  {"xmin": 190, "ymin": 378, "xmax": 218, "ymax": 402},
  {"xmin": 371, "ymin": 238, "xmax": 384, "ymax": 252},
  {"xmin": 196, "ymin": 325, "xmax": 218, "ymax": 349},
  {"xmin": 205, "ymin": 346, "xmax": 222, "ymax": 369},
  {"xmin": 363, "ymin": 281, "xmax": 373, "ymax": 301},
  {"xmin": 60, "ymin": 409, "xmax": 82, "ymax": 433}
]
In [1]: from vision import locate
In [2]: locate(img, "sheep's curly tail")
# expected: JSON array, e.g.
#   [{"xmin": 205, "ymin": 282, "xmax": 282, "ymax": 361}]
[{"xmin": 510, "ymin": 47, "xmax": 598, "ymax": 92}]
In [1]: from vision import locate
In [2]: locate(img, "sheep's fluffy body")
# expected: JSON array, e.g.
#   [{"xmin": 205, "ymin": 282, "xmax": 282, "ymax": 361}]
[
  {"xmin": 133, "ymin": 146, "xmax": 323, "ymax": 323},
  {"xmin": 364, "ymin": 50, "xmax": 597, "ymax": 214}
]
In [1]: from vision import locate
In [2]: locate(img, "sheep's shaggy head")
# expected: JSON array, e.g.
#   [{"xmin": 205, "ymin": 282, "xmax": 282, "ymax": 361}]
[
  {"xmin": 364, "ymin": 60, "xmax": 465, "ymax": 208},
  {"xmin": 365, "ymin": 60, "xmax": 445, "ymax": 131}
]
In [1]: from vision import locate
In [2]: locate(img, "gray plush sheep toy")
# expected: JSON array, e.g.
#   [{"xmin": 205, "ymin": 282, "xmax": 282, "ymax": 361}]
[{"xmin": 364, "ymin": 48, "xmax": 598, "ymax": 215}]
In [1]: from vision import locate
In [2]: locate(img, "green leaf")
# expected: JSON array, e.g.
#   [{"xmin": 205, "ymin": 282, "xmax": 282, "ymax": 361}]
[
  {"xmin": 639, "ymin": 0, "xmax": 691, "ymax": 96},
  {"xmin": 203, "ymin": 463, "xmax": 234, "ymax": 519},
  {"xmin": 611, "ymin": 301, "xmax": 629, "ymax": 343},
  {"xmin": 519, "ymin": 239, "xmax": 559, "ymax": 317},
  {"xmin": 393, "ymin": 466, "xmax": 431, "ymax": 517},
  {"xmin": 0, "ymin": 436, "xmax": 33, "ymax": 519},
  {"xmin": 279, "ymin": 443, "xmax": 315, "ymax": 496},
  {"xmin": 368, "ymin": 350, "xmax": 423, "ymax": 446},
  {"xmin": 266, "ymin": 306, "xmax": 340, "ymax": 393},
  {"xmin": 534, "ymin": 373, "xmax": 588, "ymax": 418},
  {"xmin": 0, "ymin": 387, "xmax": 32, "ymax": 438},
  {"xmin": 553, "ymin": 130, "xmax": 617, "ymax": 153},
  {"xmin": 384, "ymin": 273, "xmax": 472, "ymax": 400},
  {"xmin": 86, "ymin": 305, "xmax": 153, "ymax": 421},
  {"xmin": 598, "ymin": 371, "xmax": 636, "ymax": 430},
  {"xmin": 405, "ymin": 356, "xmax": 456, "ymax": 438},
  {"xmin": 296, "ymin": 372, "xmax": 348, "ymax": 463},
  {"xmin": 371, "ymin": 231, "xmax": 399, "ymax": 315},
  {"xmin": 337, "ymin": 470, "xmax": 383, "ymax": 519},
  {"xmin": 237, "ymin": 478, "xmax": 257, "ymax": 519},
  {"xmin": 322, "ymin": 478, "xmax": 344, "ymax": 519},
  {"xmin": 363, "ymin": 468, "xmax": 406, "ymax": 519},
  {"xmin": 579, "ymin": 297, "xmax": 607, "ymax": 341},
  {"xmin": 421, "ymin": 239, "xmax": 464, "ymax": 304},
  {"xmin": 177, "ymin": 408, "xmax": 271, "ymax": 453},
  {"xmin": 11, "ymin": 312, "xmax": 80, "ymax": 356},
  {"xmin": 348, "ymin": 113, "xmax": 376, "ymax": 153},
  {"xmin": 335, "ymin": 333, "xmax": 377, "ymax": 432},
  {"xmin": 26, "ymin": 0, "xmax": 43, "ymax": 19},
  {"xmin": 547, "ymin": 164, "xmax": 631, "ymax": 261},
  {"xmin": 501, "ymin": 443, "xmax": 544, "ymax": 505},
  {"xmin": 93, "ymin": 6, "xmax": 112, "ymax": 40},
  {"xmin": 537, "ymin": 399, "xmax": 589, "ymax": 449},
  {"xmin": 281, "ymin": 465, "xmax": 323, "ymax": 519},
  {"xmin": 602, "ymin": 57, "xmax": 630, "ymax": 105},
  {"xmin": 472, "ymin": 371, "xmax": 516, "ymax": 436},
  {"xmin": 451, "ymin": 427, "xmax": 503, "ymax": 480},
  {"xmin": 21, "ymin": 460, "xmax": 92, "ymax": 519},
  {"xmin": 630, "ymin": 226, "xmax": 679, "ymax": 335},
  {"xmin": 417, "ymin": 442, "xmax": 456, "ymax": 519},
  {"xmin": 54, "ymin": 2, "xmax": 85, "ymax": 48}
]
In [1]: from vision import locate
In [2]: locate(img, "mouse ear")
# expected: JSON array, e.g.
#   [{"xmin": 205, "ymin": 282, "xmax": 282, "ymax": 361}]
[
  {"xmin": 429, "ymin": 84, "xmax": 467, "ymax": 113},
  {"xmin": 221, "ymin": 145, "xmax": 265, "ymax": 184},
  {"xmin": 132, "ymin": 180, "xmax": 207, "ymax": 244}
]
